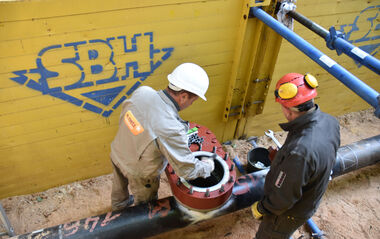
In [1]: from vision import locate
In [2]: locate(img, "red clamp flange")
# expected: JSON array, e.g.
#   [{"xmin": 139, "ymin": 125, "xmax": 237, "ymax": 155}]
[{"xmin": 165, "ymin": 123, "xmax": 236, "ymax": 211}]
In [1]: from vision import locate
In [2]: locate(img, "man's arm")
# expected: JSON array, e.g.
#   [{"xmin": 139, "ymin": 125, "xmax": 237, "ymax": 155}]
[
  {"xmin": 156, "ymin": 131, "xmax": 213, "ymax": 180},
  {"xmin": 259, "ymin": 152, "xmax": 311, "ymax": 215}
]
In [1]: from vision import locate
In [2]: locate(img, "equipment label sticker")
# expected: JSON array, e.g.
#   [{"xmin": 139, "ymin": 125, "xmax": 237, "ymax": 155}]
[
  {"xmin": 319, "ymin": 55, "xmax": 336, "ymax": 68},
  {"xmin": 351, "ymin": 47, "xmax": 369, "ymax": 59},
  {"xmin": 124, "ymin": 110, "xmax": 144, "ymax": 135},
  {"xmin": 275, "ymin": 171, "xmax": 286, "ymax": 188}
]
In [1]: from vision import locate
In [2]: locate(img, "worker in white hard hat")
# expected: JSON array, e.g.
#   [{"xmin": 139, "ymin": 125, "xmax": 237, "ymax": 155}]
[{"xmin": 110, "ymin": 63, "xmax": 215, "ymax": 210}]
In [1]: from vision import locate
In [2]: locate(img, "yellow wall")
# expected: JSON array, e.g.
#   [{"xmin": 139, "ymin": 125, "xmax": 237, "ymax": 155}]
[
  {"xmin": 244, "ymin": 0, "xmax": 380, "ymax": 136},
  {"xmin": 0, "ymin": 0, "xmax": 280, "ymax": 197}
]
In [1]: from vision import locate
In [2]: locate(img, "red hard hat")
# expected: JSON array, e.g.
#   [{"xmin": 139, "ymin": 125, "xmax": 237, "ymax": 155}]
[{"xmin": 275, "ymin": 73, "xmax": 318, "ymax": 108}]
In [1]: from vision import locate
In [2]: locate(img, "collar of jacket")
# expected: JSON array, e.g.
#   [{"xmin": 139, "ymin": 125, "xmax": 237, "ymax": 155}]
[
  {"xmin": 159, "ymin": 89, "xmax": 181, "ymax": 112},
  {"xmin": 279, "ymin": 105, "xmax": 319, "ymax": 132}
]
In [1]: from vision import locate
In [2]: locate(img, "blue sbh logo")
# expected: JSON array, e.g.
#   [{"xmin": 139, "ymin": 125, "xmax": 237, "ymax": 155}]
[
  {"xmin": 337, "ymin": 5, "xmax": 380, "ymax": 68},
  {"xmin": 9, "ymin": 32, "xmax": 174, "ymax": 117}
]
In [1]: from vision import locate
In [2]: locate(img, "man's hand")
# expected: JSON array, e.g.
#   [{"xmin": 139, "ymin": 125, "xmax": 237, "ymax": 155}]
[
  {"xmin": 200, "ymin": 157, "xmax": 215, "ymax": 172},
  {"xmin": 251, "ymin": 201, "xmax": 263, "ymax": 220}
]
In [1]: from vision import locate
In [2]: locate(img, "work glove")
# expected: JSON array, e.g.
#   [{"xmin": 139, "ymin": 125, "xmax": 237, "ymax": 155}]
[
  {"xmin": 200, "ymin": 157, "xmax": 215, "ymax": 172},
  {"xmin": 251, "ymin": 201, "xmax": 263, "ymax": 220},
  {"xmin": 268, "ymin": 146, "xmax": 278, "ymax": 162}
]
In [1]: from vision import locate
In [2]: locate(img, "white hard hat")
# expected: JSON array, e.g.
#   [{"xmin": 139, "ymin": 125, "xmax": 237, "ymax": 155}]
[{"xmin": 167, "ymin": 63, "xmax": 209, "ymax": 101}]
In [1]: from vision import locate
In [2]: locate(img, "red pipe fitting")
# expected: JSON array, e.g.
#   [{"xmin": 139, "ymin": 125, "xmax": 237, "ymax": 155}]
[{"xmin": 165, "ymin": 123, "xmax": 236, "ymax": 211}]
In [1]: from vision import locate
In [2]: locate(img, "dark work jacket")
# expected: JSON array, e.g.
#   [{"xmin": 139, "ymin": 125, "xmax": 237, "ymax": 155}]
[{"xmin": 258, "ymin": 105, "xmax": 340, "ymax": 219}]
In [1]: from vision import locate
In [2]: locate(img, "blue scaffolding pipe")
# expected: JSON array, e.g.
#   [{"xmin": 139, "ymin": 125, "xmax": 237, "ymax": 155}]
[
  {"xmin": 250, "ymin": 7, "xmax": 380, "ymax": 118},
  {"xmin": 287, "ymin": 10, "xmax": 380, "ymax": 75},
  {"xmin": 307, "ymin": 218, "xmax": 325, "ymax": 239},
  {"xmin": 331, "ymin": 34, "xmax": 380, "ymax": 75}
]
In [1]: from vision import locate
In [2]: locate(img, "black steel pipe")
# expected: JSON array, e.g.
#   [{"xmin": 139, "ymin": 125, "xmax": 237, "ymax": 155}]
[
  {"xmin": 287, "ymin": 11, "xmax": 329, "ymax": 38},
  {"xmin": 15, "ymin": 135, "xmax": 380, "ymax": 239},
  {"xmin": 14, "ymin": 170, "xmax": 267, "ymax": 239},
  {"xmin": 332, "ymin": 134, "xmax": 380, "ymax": 178}
]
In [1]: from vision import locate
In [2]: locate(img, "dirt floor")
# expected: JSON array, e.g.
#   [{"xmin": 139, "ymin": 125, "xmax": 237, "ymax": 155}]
[{"xmin": 1, "ymin": 109, "xmax": 380, "ymax": 239}]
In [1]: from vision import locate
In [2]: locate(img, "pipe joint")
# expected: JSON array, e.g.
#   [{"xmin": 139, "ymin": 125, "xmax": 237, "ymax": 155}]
[
  {"xmin": 325, "ymin": 27, "xmax": 345, "ymax": 55},
  {"xmin": 166, "ymin": 123, "xmax": 236, "ymax": 211}
]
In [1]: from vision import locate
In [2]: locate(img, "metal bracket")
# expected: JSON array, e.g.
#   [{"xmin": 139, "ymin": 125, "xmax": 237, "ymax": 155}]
[
  {"xmin": 276, "ymin": 0, "xmax": 297, "ymax": 30},
  {"xmin": 325, "ymin": 26, "xmax": 345, "ymax": 55},
  {"xmin": 227, "ymin": 105, "xmax": 243, "ymax": 117}
]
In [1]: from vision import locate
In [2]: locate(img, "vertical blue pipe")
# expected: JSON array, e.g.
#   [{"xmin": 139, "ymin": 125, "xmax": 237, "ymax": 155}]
[
  {"xmin": 233, "ymin": 156, "xmax": 246, "ymax": 174},
  {"xmin": 307, "ymin": 218, "xmax": 325, "ymax": 238},
  {"xmin": 250, "ymin": 7, "xmax": 380, "ymax": 118}
]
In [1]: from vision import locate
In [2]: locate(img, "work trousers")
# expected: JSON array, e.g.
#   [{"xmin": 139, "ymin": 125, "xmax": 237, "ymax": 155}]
[
  {"xmin": 255, "ymin": 214, "xmax": 305, "ymax": 239},
  {"xmin": 111, "ymin": 162, "xmax": 159, "ymax": 211}
]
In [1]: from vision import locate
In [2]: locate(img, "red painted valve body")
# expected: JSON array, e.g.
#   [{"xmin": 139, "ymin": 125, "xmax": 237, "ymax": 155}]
[{"xmin": 165, "ymin": 123, "xmax": 236, "ymax": 211}]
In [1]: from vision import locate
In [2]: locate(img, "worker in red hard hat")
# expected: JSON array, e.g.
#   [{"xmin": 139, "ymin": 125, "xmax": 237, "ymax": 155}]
[
  {"xmin": 251, "ymin": 73, "xmax": 341, "ymax": 239},
  {"xmin": 110, "ymin": 63, "xmax": 215, "ymax": 211}
]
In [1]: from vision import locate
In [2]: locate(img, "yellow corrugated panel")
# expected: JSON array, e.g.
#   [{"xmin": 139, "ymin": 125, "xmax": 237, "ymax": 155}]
[
  {"xmin": 1, "ymin": 0, "xmax": 281, "ymax": 197},
  {"xmin": 243, "ymin": 0, "xmax": 380, "ymax": 136}
]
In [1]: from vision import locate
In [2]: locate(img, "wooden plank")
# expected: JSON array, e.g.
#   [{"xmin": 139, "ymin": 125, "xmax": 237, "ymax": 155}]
[
  {"xmin": 0, "ymin": 14, "xmax": 238, "ymax": 58},
  {"xmin": 0, "ymin": 1, "xmax": 239, "ymax": 41},
  {"xmin": 0, "ymin": 27, "xmax": 238, "ymax": 74},
  {"xmin": 297, "ymin": 0, "xmax": 375, "ymax": 17},
  {"xmin": 0, "ymin": 0, "xmax": 222, "ymax": 22}
]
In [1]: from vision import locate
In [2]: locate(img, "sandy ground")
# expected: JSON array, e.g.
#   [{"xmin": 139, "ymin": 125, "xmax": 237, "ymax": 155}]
[{"xmin": 1, "ymin": 109, "xmax": 380, "ymax": 239}]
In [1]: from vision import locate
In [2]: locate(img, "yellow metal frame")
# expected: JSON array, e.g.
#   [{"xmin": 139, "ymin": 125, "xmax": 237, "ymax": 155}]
[
  {"xmin": 222, "ymin": 0, "xmax": 280, "ymax": 126},
  {"xmin": 249, "ymin": 0, "xmax": 272, "ymax": 7},
  {"xmin": 222, "ymin": 0, "xmax": 251, "ymax": 123}
]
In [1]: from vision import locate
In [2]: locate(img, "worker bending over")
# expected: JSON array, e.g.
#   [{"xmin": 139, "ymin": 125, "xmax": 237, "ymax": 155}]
[
  {"xmin": 110, "ymin": 63, "xmax": 215, "ymax": 211},
  {"xmin": 251, "ymin": 73, "xmax": 340, "ymax": 238}
]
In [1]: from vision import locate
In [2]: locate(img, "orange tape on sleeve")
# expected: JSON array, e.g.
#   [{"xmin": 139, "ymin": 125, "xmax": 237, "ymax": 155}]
[{"xmin": 124, "ymin": 110, "xmax": 144, "ymax": 135}]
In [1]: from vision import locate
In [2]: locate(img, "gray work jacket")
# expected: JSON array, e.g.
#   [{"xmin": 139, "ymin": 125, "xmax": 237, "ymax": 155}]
[
  {"xmin": 258, "ymin": 105, "xmax": 340, "ymax": 219},
  {"xmin": 110, "ymin": 86, "xmax": 212, "ymax": 180}
]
